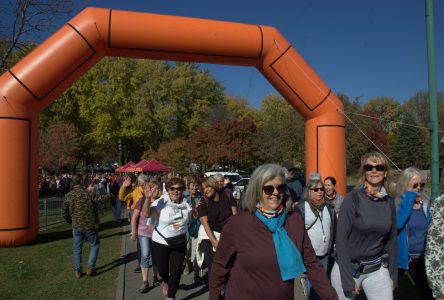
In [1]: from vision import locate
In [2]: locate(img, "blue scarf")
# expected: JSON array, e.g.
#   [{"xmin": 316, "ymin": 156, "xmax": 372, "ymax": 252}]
[{"xmin": 255, "ymin": 208, "xmax": 306, "ymax": 281}]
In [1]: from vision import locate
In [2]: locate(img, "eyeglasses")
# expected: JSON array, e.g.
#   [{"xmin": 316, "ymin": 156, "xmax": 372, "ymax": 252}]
[
  {"xmin": 310, "ymin": 187, "xmax": 325, "ymax": 192},
  {"xmin": 413, "ymin": 182, "xmax": 425, "ymax": 189},
  {"xmin": 287, "ymin": 168, "xmax": 295, "ymax": 172},
  {"xmin": 262, "ymin": 184, "xmax": 287, "ymax": 195},
  {"xmin": 363, "ymin": 164, "xmax": 387, "ymax": 172},
  {"xmin": 169, "ymin": 186, "xmax": 182, "ymax": 192}
]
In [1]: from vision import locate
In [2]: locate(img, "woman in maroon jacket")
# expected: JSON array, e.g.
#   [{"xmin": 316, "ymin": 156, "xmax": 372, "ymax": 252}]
[{"xmin": 209, "ymin": 163, "xmax": 338, "ymax": 300}]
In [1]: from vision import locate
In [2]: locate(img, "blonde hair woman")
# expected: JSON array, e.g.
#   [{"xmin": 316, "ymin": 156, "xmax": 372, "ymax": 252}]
[{"xmin": 332, "ymin": 152, "xmax": 397, "ymax": 300}]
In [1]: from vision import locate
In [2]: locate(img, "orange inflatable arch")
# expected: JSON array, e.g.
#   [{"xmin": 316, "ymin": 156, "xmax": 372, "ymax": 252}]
[{"xmin": 0, "ymin": 8, "xmax": 345, "ymax": 246}]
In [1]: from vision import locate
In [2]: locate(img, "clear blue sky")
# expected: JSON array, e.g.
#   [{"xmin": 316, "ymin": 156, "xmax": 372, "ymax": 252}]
[{"xmin": 32, "ymin": 0, "xmax": 444, "ymax": 108}]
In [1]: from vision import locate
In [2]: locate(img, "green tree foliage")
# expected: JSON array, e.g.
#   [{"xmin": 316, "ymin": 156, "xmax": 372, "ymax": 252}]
[
  {"xmin": 364, "ymin": 97, "xmax": 401, "ymax": 131},
  {"xmin": 41, "ymin": 58, "xmax": 225, "ymax": 167},
  {"xmin": 390, "ymin": 111, "xmax": 427, "ymax": 169},
  {"xmin": 204, "ymin": 94, "xmax": 260, "ymax": 126},
  {"xmin": 256, "ymin": 93, "xmax": 305, "ymax": 167},
  {"xmin": 39, "ymin": 122, "xmax": 80, "ymax": 173}
]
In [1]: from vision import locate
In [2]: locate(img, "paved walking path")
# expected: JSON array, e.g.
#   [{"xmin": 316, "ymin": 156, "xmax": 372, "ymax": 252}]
[{"xmin": 115, "ymin": 223, "xmax": 209, "ymax": 300}]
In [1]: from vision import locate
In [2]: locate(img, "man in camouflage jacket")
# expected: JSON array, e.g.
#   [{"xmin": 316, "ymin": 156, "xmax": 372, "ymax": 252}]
[{"xmin": 62, "ymin": 174, "xmax": 114, "ymax": 279}]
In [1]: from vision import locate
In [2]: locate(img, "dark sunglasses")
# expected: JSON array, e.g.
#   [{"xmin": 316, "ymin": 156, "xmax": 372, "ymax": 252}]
[
  {"xmin": 310, "ymin": 187, "xmax": 325, "ymax": 192},
  {"xmin": 287, "ymin": 168, "xmax": 295, "ymax": 172},
  {"xmin": 363, "ymin": 164, "xmax": 386, "ymax": 172},
  {"xmin": 262, "ymin": 184, "xmax": 287, "ymax": 195},
  {"xmin": 413, "ymin": 182, "xmax": 425, "ymax": 189},
  {"xmin": 169, "ymin": 186, "xmax": 182, "ymax": 192}
]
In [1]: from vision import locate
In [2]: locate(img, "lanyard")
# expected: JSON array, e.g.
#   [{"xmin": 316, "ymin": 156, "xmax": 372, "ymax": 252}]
[{"xmin": 307, "ymin": 207, "xmax": 326, "ymax": 243}]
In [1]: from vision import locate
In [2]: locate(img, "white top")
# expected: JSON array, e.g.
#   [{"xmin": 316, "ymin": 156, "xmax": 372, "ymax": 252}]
[
  {"xmin": 151, "ymin": 194, "xmax": 192, "ymax": 246},
  {"xmin": 304, "ymin": 201, "xmax": 331, "ymax": 256}
]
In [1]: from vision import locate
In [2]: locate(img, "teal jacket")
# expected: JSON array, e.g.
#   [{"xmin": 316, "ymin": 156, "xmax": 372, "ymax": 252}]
[{"xmin": 396, "ymin": 191, "xmax": 430, "ymax": 270}]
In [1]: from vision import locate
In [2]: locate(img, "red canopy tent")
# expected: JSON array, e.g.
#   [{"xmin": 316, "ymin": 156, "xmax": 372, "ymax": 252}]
[
  {"xmin": 126, "ymin": 160, "xmax": 149, "ymax": 172},
  {"xmin": 114, "ymin": 161, "xmax": 135, "ymax": 173},
  {"xmin": 127, "ymin": 159, "xmax": 174, "ymax": 172}
]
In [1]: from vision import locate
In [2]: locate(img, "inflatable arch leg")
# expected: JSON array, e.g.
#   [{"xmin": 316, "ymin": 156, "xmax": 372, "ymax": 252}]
[{"xmin": 0, "ymin": 8, "xmax": 345, "ymax": 246}]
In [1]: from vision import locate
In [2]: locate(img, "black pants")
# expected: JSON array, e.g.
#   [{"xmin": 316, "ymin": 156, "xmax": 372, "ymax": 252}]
[
  {"xmin": 407, "ymin": 255, "xmax": 434, "ymax": 300},
  {"xmin": 152, "ymin": 241, "xmax": 186, "ymax": 298},
  {"xmin": 200, "ymin": 239, "xmax": 215, "ymax": 280}
]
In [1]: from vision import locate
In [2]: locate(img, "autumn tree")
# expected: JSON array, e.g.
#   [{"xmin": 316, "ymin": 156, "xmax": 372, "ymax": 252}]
[
  {"xmin": 402, "ymin": 91, "xmax": 444, "ymax": 168},
  {"xmin": 143, "ymin": 138, "xmax": 189, "ymax": 175},
  {"xmin": 256, "ymin": 94, "xmax": 305, "ymax": 167},
  {"xmin": 187, "ymin": 117, "xmax": 259, "ymax": 171},
  {"xmin": 39, "ymin": 122, "xmax": 80, "ymax": 173},
  {"xmin": 340, "ymin": 94, "xmax": 377, "ymax": 173},
  {"xmin": 361, "ymin": 108, "xmax": 388, "ymax": 154}
]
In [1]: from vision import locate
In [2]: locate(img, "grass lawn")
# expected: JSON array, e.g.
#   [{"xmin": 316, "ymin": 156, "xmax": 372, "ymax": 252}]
[{"xmin": 0, "ymin": 210, "xmax": 124, "ymax": 300}]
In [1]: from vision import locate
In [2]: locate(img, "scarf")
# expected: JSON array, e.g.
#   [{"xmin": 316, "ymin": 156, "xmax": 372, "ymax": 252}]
[
  {"xmin": 255, "ymin": 206, "xmax": 306, "ymax": 281},
  {"xmin": 308, "ymin": 200, "xmax": 325, "ymax": 217},
  {"xmin": 256, "ymin": 204, "xmax": 284, "ymax": 218},
  {"xmin": 359, "ymin": 183, "xmax": 388, "ymax": 201},
  {"xmin": 165, "ymin": 193, "xmax": 189, "ymax": 210},
  {"xmin": 326, "ymin": 191, "xmax": 336, "ymax": 202},
  {"xmin": 325, "ymin": 192, "xmax": 336, "ymax": 210}
]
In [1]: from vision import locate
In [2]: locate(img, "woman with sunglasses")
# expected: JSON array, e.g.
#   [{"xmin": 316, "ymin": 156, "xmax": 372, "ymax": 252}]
[
  {"xmin": 331, "ymin": 152, "xmax": 397, "ymax": 300},
  {"xmin": 149, "ymin": 176, "xmax": 192, "ymax": 300},
  {"xmin": 197, "ymin": 176, "xmax": 237, "ymax": 282},
  {"xmin": 297, "ymin": 173, "xmax": 336, "ymax": 300},
  {"xmin": 210, "ymin": 164, "xmax": 338, "ymax": 300},
  {"xmin": 395, "ymin": 167, "xmax": 433, "ymax": 299}
]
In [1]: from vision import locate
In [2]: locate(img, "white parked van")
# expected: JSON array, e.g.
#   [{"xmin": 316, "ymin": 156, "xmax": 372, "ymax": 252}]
[{"xmin": 204, "ymin": 171, "xmax": 242, "ymax": 184}]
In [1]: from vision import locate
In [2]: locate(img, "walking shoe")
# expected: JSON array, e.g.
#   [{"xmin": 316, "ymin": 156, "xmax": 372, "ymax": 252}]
[
  {"xmin": 75, "ymin": 271, "xmax": 82, "ymax": 279},
  {"xmin": 139, "ymin": 281, "xmax": 149, "ymax": 293},
  {"xmin": 86, "ymin": 267, "xmax": 97, "ymax": 276},
  {"xmin": 134, "ymin": 266, "xmax": 141, "ymax": 273},
  {"xmin": 161, "ymin": 282, "xmax": 168, "ymax": 297},
  {"xmin": 152, "ymin": 276, "xmax": 161, "ymax": 287}
]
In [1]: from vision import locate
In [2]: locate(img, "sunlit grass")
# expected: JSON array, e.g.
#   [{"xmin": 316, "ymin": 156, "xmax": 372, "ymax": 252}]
[{"xmin": 0, "ymin": 210, "xmax": 123, "ymax": 300}]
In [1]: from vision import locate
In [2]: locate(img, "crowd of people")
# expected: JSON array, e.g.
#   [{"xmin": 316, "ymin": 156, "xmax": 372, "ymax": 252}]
[{"xmin": 60, "ymin": 152, "xmax": 444, "ymax": 300}]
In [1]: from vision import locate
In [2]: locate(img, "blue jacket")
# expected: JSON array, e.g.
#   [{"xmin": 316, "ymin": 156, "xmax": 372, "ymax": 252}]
[{"xmin": 396, "ymin": 191, "xmax": 430, "ymax": 270}]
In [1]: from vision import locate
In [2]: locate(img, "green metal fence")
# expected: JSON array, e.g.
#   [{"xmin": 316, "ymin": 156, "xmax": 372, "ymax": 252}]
[
  {"xmin": 39, "ymin": 194, "xmax": 113, "ymax": 230},
  {"xmin": 39, "ymin": 196, "xmax": 65, "ymax": 230}
]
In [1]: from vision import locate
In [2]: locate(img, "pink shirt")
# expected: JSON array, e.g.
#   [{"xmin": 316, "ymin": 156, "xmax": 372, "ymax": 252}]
[{"xmin": 135, "ymin": 198, "xmax": 153, "ymax": 237}]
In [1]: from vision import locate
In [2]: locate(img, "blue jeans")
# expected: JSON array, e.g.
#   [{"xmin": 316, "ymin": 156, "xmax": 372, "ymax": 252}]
[
  {"xmin": 306, "ymin": 254, "xmax": 329, "ymax": 300},
  {"xmin": 128, "ymin": 209, "xmax": 141, "ymax": 264},
  {"xmin": 138, "ymin": 236, "xmax": 153, "ymax": 268},
  {"xmin": 111, "ymin": 198, "xmax": 123, "ymax": 221},
  {"xmin": 72, "ymin": 228, "xmax": 100, "ymax": 272}
]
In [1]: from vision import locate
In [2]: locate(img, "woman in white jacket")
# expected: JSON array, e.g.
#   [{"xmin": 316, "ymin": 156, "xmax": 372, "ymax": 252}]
[{"xmin": 148, "ymin": 176, "xmax": 192, "ymax": 300}]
